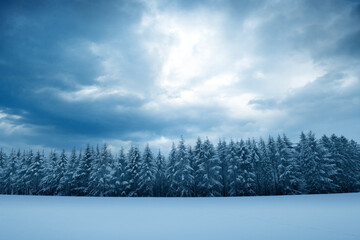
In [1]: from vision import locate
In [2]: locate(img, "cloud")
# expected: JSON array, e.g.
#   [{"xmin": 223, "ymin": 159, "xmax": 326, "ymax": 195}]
[{"xmin": 0, "ymin": 0, "xmax": 360, "ymax": 152}]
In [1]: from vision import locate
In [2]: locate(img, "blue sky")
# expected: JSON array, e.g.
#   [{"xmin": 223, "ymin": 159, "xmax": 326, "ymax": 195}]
[{"xmin": 0, "ymin": 0, "xmax": 359, "ymax": 152}]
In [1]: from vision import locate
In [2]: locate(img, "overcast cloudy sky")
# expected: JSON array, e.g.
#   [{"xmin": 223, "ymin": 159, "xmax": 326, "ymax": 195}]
[{"xmin": 0, "ymin": 0, "xmax": 359, "ymax": 152}]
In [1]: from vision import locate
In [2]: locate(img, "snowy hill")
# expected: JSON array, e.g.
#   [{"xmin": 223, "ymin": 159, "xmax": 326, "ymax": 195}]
[{"xmin": 0, "ymin": 193, "xmax": 359, "ymax": 240}]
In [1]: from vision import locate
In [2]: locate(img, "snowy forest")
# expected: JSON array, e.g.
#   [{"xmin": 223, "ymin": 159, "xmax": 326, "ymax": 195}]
[{"xmin": 0, "ymin": 131, "xmax": 359, "ymax": 197}]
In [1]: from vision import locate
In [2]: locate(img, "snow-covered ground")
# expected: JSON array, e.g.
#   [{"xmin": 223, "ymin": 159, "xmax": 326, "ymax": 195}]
[{"xmin": 0, "ymin": 193, "xmax": 359, "ymax": 240}]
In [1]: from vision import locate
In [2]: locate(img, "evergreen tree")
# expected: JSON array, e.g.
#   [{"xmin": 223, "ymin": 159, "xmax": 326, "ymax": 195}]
[
  {"xmin": 166, "ymin": 143, "xmax": 177, "ymax": 197},
  {"xmin": 258, "ymin": 138, "xmax": 273, "ymax": 195},
  {"xmin": 126, "ymin": 146, "xmax": 142, "ymax": 196},
  {"xmin": 88, "ymin": 144, "xmax": 112, "ymax": 196},
  {"xmin": 248, "ymin": 139, "xmax": 262, "ymax": 195},
  {"xmin": 173, "ymin": 137, "xmax": 194, "ymax": 197},
  {"xmin": 227, "ymin": 140, "xmax": 243, "ymax": 196},
  {"xmin": 59, "ymin": 148, "xmax": 77, "ymax": 196},
  {"xmin": 193, "ymin": 137, "xmax": 204, "ymax": 197},
  {"xmin": 0, "ymin": 149, "xmax": 7, "ymax": 193},
  {"xmin": 54, "ymin": 150, "xmax": 69, "ymax": 195},
  {"xmin": 40, "ymin": 151, "xmax": 58, "ymax": 195},
  {"xmin": 217, "ymin": 140, "xmax": 228, "ymax": 196},
  {"xmin": 111, "ymin": 148, "xmax": 128, "ymax": 196},
  {"xmin": 298, "ymin": 132, "xmax": 338, "ymax": 194},
  {"xmin": 0, "ymin": 150, "xmax": 16, "ymax": 194},
  {"xmin": 329, "ymin": 135, "xmax": 358, "ymax": 192},
  {"xmin": 239, "ymin": 140, "xmax": 256, "ymax": 196},
  {"xmin": 197, "ymin": 138, "xmax": 222, "ymax": 196},
  {"xmin": 277, "ymin": 135, "xmax": 302, "ymax": 194},
  {"xmin": 73, "ymin": 145, "xmax": 93, "ymax": 196},
  {"xmin": 267, "ymin": 136, "xmax": 280, "ymax": 194},
  {"xmin": 154, "ymin": 150, "xmax": 167, "ymax": 197},
  {"xmin": 138, "ymin": 145, "xmax": 156, "ymax": 196},
  {"xmin": 27, "ymin": 151, "xmax": 45, "ymax": 195}
]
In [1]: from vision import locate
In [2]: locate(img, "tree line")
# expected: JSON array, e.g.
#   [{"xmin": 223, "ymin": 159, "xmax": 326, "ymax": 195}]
[{"xmin": 0, "ymin": 131, "xmax": 359, "ymax": 197}]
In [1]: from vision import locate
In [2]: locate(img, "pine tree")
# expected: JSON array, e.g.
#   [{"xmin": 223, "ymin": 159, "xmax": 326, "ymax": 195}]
[
  {"xmin": 248, "ymin": 139, "xmax": 262, "ymax": 195},
  {"xmin": 329, "ymin": 135, "xmax": 358, "ymax": 192},
  {"xmin": 0, "ymin": 149, "xmax": 7, "ymax": 194},
  {"xmin": 227, "ymin": 140, "xmax": 243, "ymax": 196},
  {"xmin": 173, "ymin": 137, "xmax": 194, "ymax": 197},
  {"xmin": 298, "ymin": 132, "xmax": 338, "ymax": 194},
  {"xmin": 267, "ymin": 136, "xmax": 280, "ymax": 194},
  {"xmin": 0, "ymin": 150, "xmax": 17, "ymax": 194},
  {"xmin": 54, "ymin": 150, "xmax": 69, "ymax": 195},
  {"xmin": 58, "ymin": 148, "xmax": 76, "ymax": 196},
  {"xmin": 126, "ymin": 146, "xmax": 142, "ymax": 196},
  {"xmin": 154, "ymin": 150, "xmax": 167, "ymax": 197},
  {"xmin": 258, "ymin": 138, "xmax": 273, "ymax": 195},
  {"xmin": 197, "ymin": 138, "xmax": 222, "ymax": 196},
  {"xmin": 217, "ymin": 140, "xmax": 228, "ymax": 196},
  {"xmin": 27, "ymin": 151, "xmax": 45, "ymax": 195},
  {"xmin": 138, "ymin": 144, "xmax": 156, "ymax": 197},
  {"xmin": 166, "ymin": 143, "xmax": 177, "ymax": 197},
  {"xmin": 193, "ymin": 137, "xmax": 204, "ymax": 197},
  {"xmin": 277, "ymin": 135, "xmax": 302, "ymax": 194},
  {"xmin": 73, "ymin": 145, "xmax": 93, "ymax": 196},
  {"xmin": 111, "ymin": 148, "xmax": 128, "ymax": 196},
  {"xmin": 88, "ymin": 144, "xmax": 112, "ymax": 196},
  {"xmin": 40, "ymin": 151, "xmax": 58, "ymax": 195},
  {"xmin": 239, "ymin": 140, "xmax": 256, "ymax": 196}
]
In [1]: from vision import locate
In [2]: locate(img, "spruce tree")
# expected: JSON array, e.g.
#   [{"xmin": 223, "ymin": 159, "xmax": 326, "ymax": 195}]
[
  {"xmin": 73, "ymin": 145, "xmax": 93, "ymax": 196},
  {"xmin": 277, "ymin": 135, "xmax": 302, "ymax": 194},
  {"xmin": 258, "ymin": 138, "xmax": 273, "ymax": 195},
  {"xmin": 227, "ymin": 140, "xmax": 243, "ymax": 196},
  {"xmin": 193, "ymin": 137, "xmax": 204, "ymax": 197},
  {"xmin": 126, "ymin": 146, "xmax": 142, "ymax": 196},
  {"xmin": 111, "ymin": 148, "xmax": 128, "ymax": 196},
  {"xmin": 173, "ymin": 137, "xmax": 194, "ymax": 197},
  {"xmin": 88, "ymin": 144, "xmax": 112, "ymax": 196},
  {"xmin": 166, "ymin": 143, "xmax": 177, "ymax": 197},
  {"xmin": 217, "ymin": 140, "xmax": 229, "ymax": 196},
  {"xmin": 138, "ymin": 145, "xmax": 156, "ymax": 196},
  {"xmin": 0, "ymin": 150, "xmax": 16, "ymax": 194},
  {"xmin": 154, "ymin": 150, "xmax": 167, "ymax": 197},
  {"xmin": 197, "ymin": 138, "xmax": 222, "ymax": 196}
]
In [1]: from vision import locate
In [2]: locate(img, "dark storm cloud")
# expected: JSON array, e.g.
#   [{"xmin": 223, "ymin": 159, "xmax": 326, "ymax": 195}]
[{"xmin": 0, "ymin": 0, "xmax": 360, "ymax": 151}]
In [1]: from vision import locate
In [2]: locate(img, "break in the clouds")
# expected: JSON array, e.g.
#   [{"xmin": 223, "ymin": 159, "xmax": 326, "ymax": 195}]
[{"xmin": 0, "ymin": 0, "xmax": 359, "ymax": 152}]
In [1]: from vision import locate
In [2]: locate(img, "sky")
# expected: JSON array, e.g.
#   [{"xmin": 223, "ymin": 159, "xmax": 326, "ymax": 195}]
[{"xmin": 0, "ymin": 0, "xmax": 360, "ymax": 153}]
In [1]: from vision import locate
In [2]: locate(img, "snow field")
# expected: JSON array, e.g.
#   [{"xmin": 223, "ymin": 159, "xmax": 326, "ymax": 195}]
[{"xmin": 0, "ymin": 193, "xmax": 359, "ymax": 240}]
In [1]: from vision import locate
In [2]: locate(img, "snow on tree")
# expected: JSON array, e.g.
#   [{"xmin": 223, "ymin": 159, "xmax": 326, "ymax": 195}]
[
  {"xmin": 54, "ymin": 150, "xmax": 69, "ymax": 195},
  {"xmin": 138, "ymin": 144, "xmax": 156, "ymax": 197},
  {"xmin": 193, "ymin": 137, "xmax": 204, "ymax": 197},
  {"xmin": 217, "ymin": 140, "xmax": 228, "ymax": 196},
  {"xmin": 111, "ymin": 148, "xmax": 129, "ymax": 196},
  {"xmin": 267, "ymin": 136, "xmax": 280, "ymax": 194},
  {"xmin": 173, "ymin": 137, "xmax": 194, "ymax": 197},
  {"xmin": 40, "ymin": 151, "xmax": 58, "ymax": 195},
  {"xmin": 227, "ymin": 140, "xmax": 243, "ymax": 196},
  {"xmin": 239, "ymin": 140, "xmax": 256, "ymax": 196},
  {"xmin": 197, "ymin": 138, "xmax": 222, "ymax": 197},
  {"xmin": 73, "ymin": 145, "xmax": 93, "ymax": 196},
  {"xmin": 126, "ymin": 146, "xmax": 142, "ymax": 197},
  {"xmin": 58, "ymin": 148, "xmax": 77, "ymax": 196},
  {"xmin": 166, "ymin": 143, "xmax": 177, "ymax": 197},
  {"xmin": 88, "ymin": 144, "xmax": 113, "ymax": 196},
  {"xmin": 27, "ymin": 151, "xmax": 45, "ymax": 195},
  {"xmin": 0, "ymin": 132, "xmax": 359, "ymax": 197},
  {"xmin": 154, "ymin": 150, "xmax": 167, "ymax": 197},
  {"xmin": 247, "ymin": 139, "xmax": 262, "ymax": 195},
  {"xmin": 0, "ymin": 150, "xmax": 17, "ymax": 194},
  {"xmin": 257, "ymin": 138, "xmax": 274, "ymax": 195},
  {"xmin": 298, "ymin": 132, "xmax": 338, "ymax": 194},
  {"xmin": 276, "ymin": 135, "xmax": 302, "ymax": 194}
]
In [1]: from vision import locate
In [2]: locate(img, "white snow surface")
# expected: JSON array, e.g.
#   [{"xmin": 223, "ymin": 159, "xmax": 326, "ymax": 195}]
[{"xmin": 0, "ymin": 193, "xmax": 359, "ymax": 240}]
